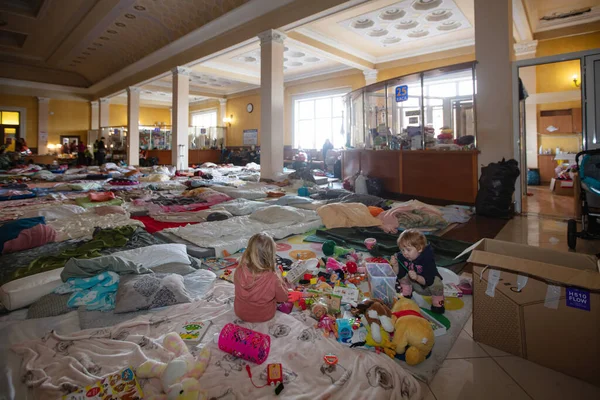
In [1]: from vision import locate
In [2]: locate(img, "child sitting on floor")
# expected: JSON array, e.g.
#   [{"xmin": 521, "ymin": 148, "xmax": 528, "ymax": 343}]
[
  {"xmin": 390, "ymin": 229, "xmax": 445, "ymax": 314},
  {"xmin": 234, "ymin": 233, "xmax": 288, "ymax": 322}
]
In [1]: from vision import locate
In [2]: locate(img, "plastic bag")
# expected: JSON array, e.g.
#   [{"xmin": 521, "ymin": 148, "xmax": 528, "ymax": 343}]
[
  {"xmin": 366, "ymin": 177, "xmax": 383, "ymax": 196},
  {"xmin": 476, "ymin": 158, "xmax": 520, "ymax": 219},
  {"xmin": 354, "ymin": 172, "xmax": 368, "ymax": 195}
]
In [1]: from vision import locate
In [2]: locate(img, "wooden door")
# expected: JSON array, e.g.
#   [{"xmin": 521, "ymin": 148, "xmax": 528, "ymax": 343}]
[{"xmin": 538, "ymin": 155, "xmax": 556, "ymax": 183}]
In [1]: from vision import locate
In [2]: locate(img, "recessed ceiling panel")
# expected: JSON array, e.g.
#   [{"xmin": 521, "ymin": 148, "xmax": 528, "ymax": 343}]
[
  {"xmin": 231, "ymin": 44, "xmax": 325, "ymax": 70},
  {"xmin": 338, "ymin": 0, "xmax": 471, "ymax": 47}
]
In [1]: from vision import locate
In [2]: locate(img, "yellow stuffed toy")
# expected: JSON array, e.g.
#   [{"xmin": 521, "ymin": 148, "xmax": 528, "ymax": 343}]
[
  {"xmin": 137, "ymin": 332, "xmax": 211, "ymax": 400},
  {"xmin": 391, "ymin": 297, "xmax": 435, "ymax": 365},
  {"xmin": 363, "ymin": 323, "xmax": 397, "ymax": 359}
]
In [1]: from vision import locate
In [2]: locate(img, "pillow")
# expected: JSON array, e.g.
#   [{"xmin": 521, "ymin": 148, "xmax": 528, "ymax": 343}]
[
  {"xmin": 113, "ymin": 273, "xmax": 193, "ymax": 313},
  {"xmin": 250, "ymin": 205, "xmax": 306, "ymax": 224},
  {"xmin": 317, "ymin": 202, "xmax": 382, "ymax": 229},
  {"xmin": 152, "ymin": 262, "xmax": 196, "ymax": 275},
  {"xmin": 94, "ymin": 205, "xmax": 127, "ymax": 216},
  {"xmin": 27, "ymin": 293, "xmax": 72, "ymax": 319},
  {"xmin": 216, "ymin": 199, "xmax": 269, "ymax": 216}
]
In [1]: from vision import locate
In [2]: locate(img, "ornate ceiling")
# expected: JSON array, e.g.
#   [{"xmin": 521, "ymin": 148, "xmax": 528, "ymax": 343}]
[{"xmin": 0, "ymin": 0, "xmax": 249, "ymax": 87}]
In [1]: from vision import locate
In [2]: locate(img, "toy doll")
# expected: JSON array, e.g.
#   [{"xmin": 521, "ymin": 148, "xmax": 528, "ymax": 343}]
[{"xmin": 311, "ymin": 300, "xmax": 338, "ymax": 338}]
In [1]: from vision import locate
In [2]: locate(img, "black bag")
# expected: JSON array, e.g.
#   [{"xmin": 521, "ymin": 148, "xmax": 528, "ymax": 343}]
[
  {"xmin": 476, "ymin": 158, "xmax": 520, "ymax": 219},
  {"xmin": 366, "ymin": 177, "xmax": 383, "ymax": 197}
]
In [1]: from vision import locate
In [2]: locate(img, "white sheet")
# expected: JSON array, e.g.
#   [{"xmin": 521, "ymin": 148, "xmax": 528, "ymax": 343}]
[
  {"xmin": 7, "ymin": 282, "xmax": 421, "ymax": 400},
  {"xmin": 165, "ymin": 210, "xmax": 322, "ymax": 256},
  {"xmin": 48, "ymin": 212, "xmax": 144, "ymax": 241}
]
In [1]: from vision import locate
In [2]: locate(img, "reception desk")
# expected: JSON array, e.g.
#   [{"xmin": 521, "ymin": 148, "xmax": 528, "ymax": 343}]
[
  {"xmin": 146, "ymin": 149, "xmax": 221, "ymax": 166},
  {"xmin": 342, "ymin": 149, "xmax": 479, "ymax": 204}
]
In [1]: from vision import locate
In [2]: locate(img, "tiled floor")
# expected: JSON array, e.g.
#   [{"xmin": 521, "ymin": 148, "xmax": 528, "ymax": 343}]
[
  {"xmin": 523, "ymin": 185, "xmax": 575, "ymax": 219},
  {"xmin": 420, "ymin": 213, "xmax": 600, "ymax": 399}
]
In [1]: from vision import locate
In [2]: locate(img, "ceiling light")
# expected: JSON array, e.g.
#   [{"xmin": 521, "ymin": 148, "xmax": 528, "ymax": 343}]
[
  {"xmin": 133, "ymin": 5, "xmax": 146, "ymax": 11},
  {"xmin": 288, "ymin": 51, "xmax": 305, "ymax": 58},
  {"xmin": 288, "ymin": 61, "xmax": 303, "ymax": 67},
  {"xmin": 351, "ymin": 18, "xmax": 374, "ymax": 29},
  {"xmin": 93, "ymin": 42, "xmax": 102, "ymax": 47},
  {"xmin": 379, "ymin": 8, "xmax": 406, "ymax": 21},
  {"xmin": 107, "ymin": 30, "xmax": 117, "ymax": 34},
  {"xmin": 241, "ymin": 56, "xmax": 256, "ymax": 62},
  {"xmin": 115, "ymin": 22, "xmax": 126, "ymax": 27},
  {"xmin": 427, "ymin": 9, "xmax": 453, "ymax": 21},
  {"xmin": 407, "ymin": 29, "xmax": 429, "ymax": 38},
  {"xmin": 304, "ymin": 57, "xmax": 320, "ymax": 62},
  {"xmin": 395, "ymin": 20, "xmax": 419, "ymax": 30},
  {"xmin": 82, "ymin": 51, "xmax": 91, "ymax": 55},
  {"xmin": 87, "ymin": 47, "xmax": 96, "ymax": 51},
  {"xmin": 368, "ymin": 28, "xmax": 388, "ymax": 37},
  {"xmin": 124, "ymin": 13, "xmax": 136, "ymax": 19},
  {"xmin": 412, "ymin": 0, "xmax": 442, "ymax": 11},
  {"xmin": 99, "ymin": 36, "xmax": 109, "ymax": 40},
  {"xmin": 437, "ymin": 21, "xmax": 461, "ymax": 31},
  {"xmin": 382, "ymin": 37, "xmax": 401, "ymax": 44}
]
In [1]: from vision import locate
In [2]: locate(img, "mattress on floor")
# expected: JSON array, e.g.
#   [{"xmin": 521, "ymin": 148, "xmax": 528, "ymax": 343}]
[{"xmin": 153, "ymin": 231, "xmax": 215, "ymax": 259}]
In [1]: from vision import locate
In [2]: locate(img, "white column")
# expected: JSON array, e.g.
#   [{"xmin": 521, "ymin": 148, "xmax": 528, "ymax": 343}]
[
  {"xmin": 37, "ymin": 97, "xmax": 49, "ymax": 155},
  {"xmin": 364, "ymin": 69, "xmax": 378, "ymax": 85},
  {"xmin": 172, "ymin": 67, "xmax": 190, "ymax": 169},
  {"xmin": 219, "ymin": 98, "xmax": 227, "ymax": 147},
  {"xmin": 259, "ymin": 29, "xmax": 286, "ymax": 180},
  {"xmin": 90, "ymin": 101, "xmax": 99, "ymax": 130},
  {"xmin": 475, "ymin": 0, "xmax": 514, "ymax": 168},
  {"xmin": 127, "ymin": 87, "xmax": 140, "ymax": 166},
  {"xmin": 99, "ymin": 98, "xmax": 109, "ymax": 129}
]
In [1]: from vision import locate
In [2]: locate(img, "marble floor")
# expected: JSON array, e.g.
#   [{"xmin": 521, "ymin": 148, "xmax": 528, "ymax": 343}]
[
  {"xmin": 523, "ymin": 185, "xmax": 575, "ymax": 219},
  {"xmin": 421, "ymin": 214, "xmax": 600, "ymax": 399}
]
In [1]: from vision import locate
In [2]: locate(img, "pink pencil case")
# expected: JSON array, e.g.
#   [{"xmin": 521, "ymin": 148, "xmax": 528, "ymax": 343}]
[{"xmin": 218, "ymin": 323, "xmax": 270, "ymax": 364}]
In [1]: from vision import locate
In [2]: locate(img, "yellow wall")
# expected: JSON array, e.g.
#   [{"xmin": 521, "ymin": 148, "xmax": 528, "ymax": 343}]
[
  {"xmin": 539, "ymin": 135, "xmax": 582, "ymax": 153},
  {"xmin": 536, "ymin": 60, "xmax": 581, "ymax": 93},
  {"xmin": 109, "ymin": 104, "xmax": 171, "ymax": 126},
  {"xmin": 48, "ymin": 99, "xmax": 90, "ymax": 146},
  {"xmin": 226, "ymin": 94, "xmax": 261, "ymax": 146},
  {"xmin": 536, "ymin": 31, "xmax": 600, "ymax": 58},
  {"xmin": 0, "ymin": 94, "xmax": 38, "ymax": 148}
]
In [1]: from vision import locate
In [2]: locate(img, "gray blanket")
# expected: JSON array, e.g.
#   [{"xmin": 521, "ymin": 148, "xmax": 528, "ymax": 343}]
[{"xmin": 61, "ymin": 255, "xmax": 152, "ymax": 281}]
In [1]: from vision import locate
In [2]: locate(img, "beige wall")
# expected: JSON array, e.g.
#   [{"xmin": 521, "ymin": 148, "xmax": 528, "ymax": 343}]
[
  {"xmin": 0, "ymin": 94, "xmax": 38, "ymax": 148},
  {"xmin": 48, "ymin": 99, "xmax": 90, "ymax": 146},
  {"xmin": 109, "ymin": 104, "xmax": 171, "ymax": 127}
]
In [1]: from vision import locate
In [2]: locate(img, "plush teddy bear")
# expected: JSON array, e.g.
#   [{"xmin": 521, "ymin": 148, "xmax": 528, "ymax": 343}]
[
  {"xmin": 136, "ymin": 332, "xmax": 211, "ymax": 400},
  {"xmin": 391, "ymin": 296, "xmax": 435, "ymax": 366}
]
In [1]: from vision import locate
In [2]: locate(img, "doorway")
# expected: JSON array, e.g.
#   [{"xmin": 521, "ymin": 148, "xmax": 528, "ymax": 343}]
[
  {"xmin": 0, "ymin": 110, "xmax": 21, "ymax": 152},
  {"xmin": 518, "ymin": 59, "xmax": 582, "ymax": 219},
  {"xmin": 513, "ymin": 49, "xmax": 600, "ymax": 219}
]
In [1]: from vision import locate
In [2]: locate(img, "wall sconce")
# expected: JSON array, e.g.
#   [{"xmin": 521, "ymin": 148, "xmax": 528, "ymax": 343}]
[
  {"xmin": 223, "ymin": 114, "xmax": 233, "ymax": 127},
  {"xmin": 572, "ymin": 74, "xmax": 580, "ymax": 88}
]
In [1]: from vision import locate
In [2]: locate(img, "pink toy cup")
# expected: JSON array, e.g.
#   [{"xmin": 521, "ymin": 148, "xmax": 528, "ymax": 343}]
[
  {"xmin": 218, "ymin": 323, "xmax": 271, "ymax": 364},
  {"xmin": 364, "ymin": 238, "xmax": 377, "ymax": 250}
]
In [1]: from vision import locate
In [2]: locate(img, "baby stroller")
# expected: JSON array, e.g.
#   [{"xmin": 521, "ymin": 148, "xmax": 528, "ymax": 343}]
[{"xmin": 568, "ymin": 149, "xmax": 600, "ymax": 250}]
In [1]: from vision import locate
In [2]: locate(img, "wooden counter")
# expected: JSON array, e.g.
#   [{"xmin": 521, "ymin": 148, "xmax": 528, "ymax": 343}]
[
  {"xmin": 342, "ymin": 149, "xmax": 479, "ymax": 204},
  {"xmin": 146, "ymin": 149, "xmax": 221, "ymax": 166}
]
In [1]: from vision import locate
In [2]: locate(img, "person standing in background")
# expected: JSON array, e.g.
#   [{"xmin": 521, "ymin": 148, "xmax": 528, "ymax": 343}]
[
  {"xmin": 97, "ymin": 137, "xmax": 106, "ymax": 166},
  {"xmin": 322, "ymin": 139, "xmax": 333, "ymax": 171},
  {"xmin": 93, "ymin": 139, "xmax": 99, "ymax": 165},
  {"xmin": 70, "ymin": 140, "xmax": 77, "ymax": 154},
  {"xmin": 77, "ymin": 141, "xmax": 86, "ymax": 166}
]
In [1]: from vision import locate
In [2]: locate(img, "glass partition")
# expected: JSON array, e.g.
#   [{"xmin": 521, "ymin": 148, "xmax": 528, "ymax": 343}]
[{"xmin": 344, "ymin": 62, "xmax": 476, "ymax": 150}]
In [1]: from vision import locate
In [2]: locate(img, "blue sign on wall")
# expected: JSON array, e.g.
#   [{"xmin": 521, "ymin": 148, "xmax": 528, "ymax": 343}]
[
  {"xmin": 566, "ymin": 287, "xmax": 590, "ymax": 311},
  {"xmin": 396, "ymin": 85, "xmax": 408, "ymax": 102}
]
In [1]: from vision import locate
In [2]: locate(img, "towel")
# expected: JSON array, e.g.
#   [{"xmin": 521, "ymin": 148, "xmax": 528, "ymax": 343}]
[{"xmin": 54, "ymin": 271, "xmax": 120, "ymax": 311}]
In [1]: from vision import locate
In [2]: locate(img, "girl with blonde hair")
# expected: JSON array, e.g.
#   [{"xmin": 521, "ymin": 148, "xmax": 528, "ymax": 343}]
[{"xmin": 234, "ymin": 233, "xmax": 288, "ymax": 322}]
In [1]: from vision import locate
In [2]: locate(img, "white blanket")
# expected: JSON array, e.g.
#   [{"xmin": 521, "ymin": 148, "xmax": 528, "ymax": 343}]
[
  {"xmin": 164, "ymin": 210, "xmax": 322, "ymax": 256},
  {"xmin": 48, "ymin": 212, "xmax": 144, "ymax": 241},
  {"xmin": 10, "ymin": 282, "xmax": 420, "ymax": 400}
]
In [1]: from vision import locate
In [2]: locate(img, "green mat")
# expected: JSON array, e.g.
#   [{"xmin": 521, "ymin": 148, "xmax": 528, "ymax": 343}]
[
  {"xmin": 75, "ymin": 196, "xmax": 123, "ymax": 209},
  {"xmin": 308, "ymin": 227, "xmax": 473, "ymax": 268}
]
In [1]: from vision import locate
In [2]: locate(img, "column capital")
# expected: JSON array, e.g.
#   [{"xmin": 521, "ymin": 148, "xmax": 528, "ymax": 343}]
[
  {"xmin": 99, "ymin": 98, "xmax": 109, "ymax": 104},
  {"xmin": 90, "ymin": 100, "xmax": 99, "ymax": 107},
  {"xmin": 258, "ymin": 29, "xmax": 286, "ymax": 46},
  {"xmin": 172, "ymin": 66, "xmax": 191, "ymax": 76},
  {"xmin": 126, "ymin": 86, "xmax": 140, "ymax": 94},
  {"xmin": 37, "ymin": 97, "xmax": 50, "ymax": 104},
  {"xmin": 219, "ymin": 98, "xmax": 227, "ymax": 105},
  {"xmin": 514, "ymin": 40, "xmax": 538, "ymax": 57},
  {"xmin": 363, "ymin": 69, "xmax": 378, "ymax": 85}
]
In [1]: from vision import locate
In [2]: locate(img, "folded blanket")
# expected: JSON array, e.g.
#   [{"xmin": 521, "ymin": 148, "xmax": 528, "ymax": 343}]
[
  {"xmin": 2, "ymin": 223, "xmax": 57, "ymax": 254},
  {"xmin": 54, "ymin": 271, "xmax": 120, "ymax": 311},
  {"xmin": 378, "ymin": 200, "xmax": 445, "ymax": 233},
  {"xmin": 317, "ymin": 202, "xmax": 382, "ymax": 229}
]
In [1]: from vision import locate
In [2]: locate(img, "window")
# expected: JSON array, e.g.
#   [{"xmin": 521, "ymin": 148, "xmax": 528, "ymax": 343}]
[
  {"xmin": 293, "ymin": 90, "xmax": 348, "ymax": 149},
  {"xmin": 1, "ymin": 111, "xmax": 20, "ymax": 125},
  {"xmin": 191, "ymin": 110, "xmax": 217, "ymax": 129}
]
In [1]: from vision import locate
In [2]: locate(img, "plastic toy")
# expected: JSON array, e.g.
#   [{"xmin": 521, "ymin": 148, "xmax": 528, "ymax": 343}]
[
  {"xmin": 336, "ymin": 319, "xmax": 353, "ymax": 344},
  {"xmin": 345, "ymin": 261, "xmax": 358, "ymax": 274},
  {"xmin": 322, "ymin": 241, "xmax": 353, "ymax": 257},
  {"xmin": 266, "ymin": 363, "xmax": 283, "ymax": 386},
  {"xmin": 325, "ymin": 257, "xmax": 344, "ymax": 273},
  {"xmin": 312, "ymin": 300, "xmax": 338, "ymax": 338},
  {"xmin": 137, "ymin": 332, "xmax": 211, "ymax": 400},
  {"xmin": 391, "ymin": 297, "xmax": 435, "ymax": 365},
  {"xmin": 352, "ymin": 299, "xmax": 394, "ymax": 344},
  {"xmin": 323, "ymin": 354, "xmax": 338, "ymax": 365}
]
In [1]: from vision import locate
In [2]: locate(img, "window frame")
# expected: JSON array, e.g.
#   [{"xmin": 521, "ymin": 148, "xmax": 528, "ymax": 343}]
[{"xmin": 292, "ymin": 87, "xmax": 351, "ymax": 149}]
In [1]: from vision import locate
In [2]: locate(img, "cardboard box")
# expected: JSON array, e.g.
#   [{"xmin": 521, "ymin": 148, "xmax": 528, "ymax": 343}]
[
  {"xmin": 460, "ymin": 239, "xmax": 600, "ymax": 386},
  {"xmin": 550, "ymin": 178, "xmax": 574, "ymax": 196}
]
